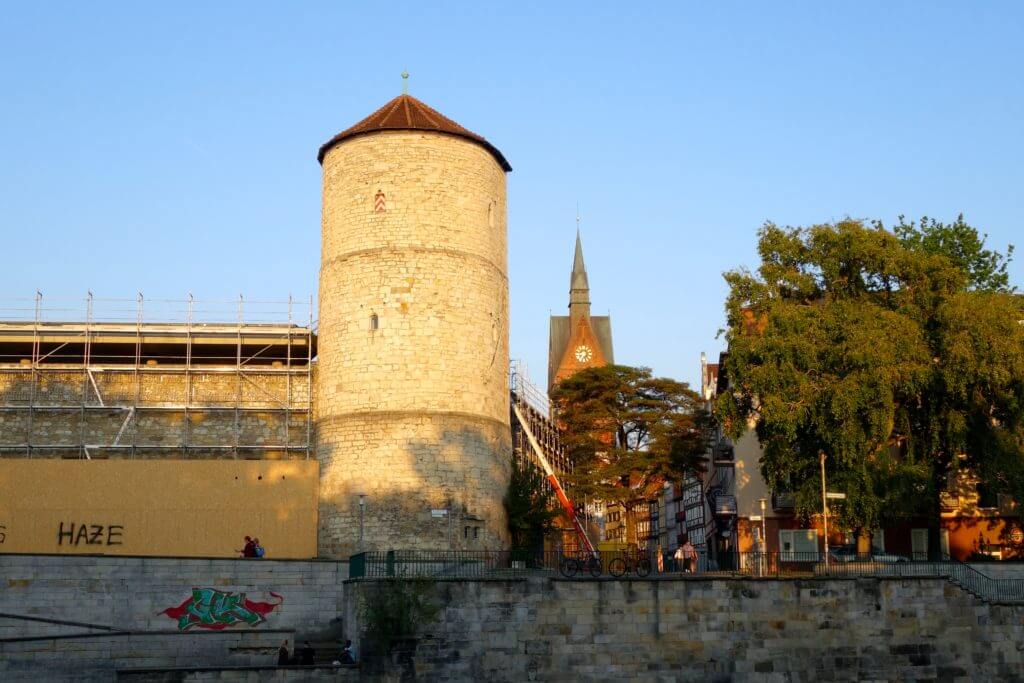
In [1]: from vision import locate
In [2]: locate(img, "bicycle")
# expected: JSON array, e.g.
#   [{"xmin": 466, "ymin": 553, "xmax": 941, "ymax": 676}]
[
  {"xmin": 558, "ymin": 552, "xmax": 603, "ymax": 578},
  {"xmin": 607, "ymin": 552, "xmax": 652, "ymax": 578}
]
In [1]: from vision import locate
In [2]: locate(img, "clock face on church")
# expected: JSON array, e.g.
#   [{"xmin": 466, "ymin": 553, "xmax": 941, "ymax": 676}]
[{"xmin": 574, "ymin": 345, "xmax": 593, "ymax": 363}]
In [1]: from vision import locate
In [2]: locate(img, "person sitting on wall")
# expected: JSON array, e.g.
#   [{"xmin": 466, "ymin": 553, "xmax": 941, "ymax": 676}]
[
  {"xmin": 253, "ymin": 538, "xmax": 265, "ymax": 558},
  {"xmin": 237, "ymin": 536, "xmax": 256, "ymax": 558},
  {"xmin": 340, "ymin": 639, "xmax": 355, "ymax": 664},
  {"xmin": 277, "ymin": 639, "xmax": 291, "ymax": 666}
]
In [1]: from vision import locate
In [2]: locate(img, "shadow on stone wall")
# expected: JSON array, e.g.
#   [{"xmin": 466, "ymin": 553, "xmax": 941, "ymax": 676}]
[{"xmin": 316, "ymin": 416, "xmax": 512, "ymax": 558}]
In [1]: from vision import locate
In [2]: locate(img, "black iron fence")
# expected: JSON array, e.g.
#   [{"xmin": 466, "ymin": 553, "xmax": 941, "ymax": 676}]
[{"xmin": 347, "ymin": 549, "xmax": 1024, "ymax": 603}]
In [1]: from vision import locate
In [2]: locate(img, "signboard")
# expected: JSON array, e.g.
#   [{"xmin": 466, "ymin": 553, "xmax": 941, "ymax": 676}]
[
  {"xmin": 431, "ymin": 509, "xmax": 449, "ymax": 518},
  {"xmin": 825, "ymin": 492, "xmax": 846, "ymax": 500}
]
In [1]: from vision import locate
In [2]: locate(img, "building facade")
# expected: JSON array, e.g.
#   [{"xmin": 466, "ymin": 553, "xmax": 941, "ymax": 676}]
[
  {"xmin": 0, "ymin": 92, "xmax": 518, "ymax": 559},
  {"xmin": 315, "ymin": 94, "xmax": 514, "ymax": 557},
  {"xmin": 548, "ymin": 231, "xmax": 614, "ymax": 391}
]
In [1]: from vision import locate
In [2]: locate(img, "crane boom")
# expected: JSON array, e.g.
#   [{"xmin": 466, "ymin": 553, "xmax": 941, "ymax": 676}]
[{"xmin": 511, "ymin": 402, "xmax": 597, "ymax": 557}]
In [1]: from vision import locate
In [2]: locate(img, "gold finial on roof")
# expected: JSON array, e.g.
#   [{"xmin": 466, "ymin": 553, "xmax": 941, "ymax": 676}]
[{"xmin": 401, "ymin": 71, "xmax": 409, "ymax": 94}]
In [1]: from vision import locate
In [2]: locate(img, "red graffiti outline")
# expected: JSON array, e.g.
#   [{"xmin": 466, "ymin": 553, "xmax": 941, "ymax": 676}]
[{"xmin": 159, "ymin": 590, "xmax": 283, "ymax": 630}]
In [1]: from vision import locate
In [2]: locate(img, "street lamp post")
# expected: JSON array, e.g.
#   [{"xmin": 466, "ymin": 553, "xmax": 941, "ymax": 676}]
[
  {"xmin": 757, "ymin": 498, "xmax": 768, "ymax": 553},
  {"xmin": 820, "ymin": 452, "xmax": 829, "ymax": 569},
  {"xmin": 358, "ymin": 493, "xmax": 366, "ymax": 553}
]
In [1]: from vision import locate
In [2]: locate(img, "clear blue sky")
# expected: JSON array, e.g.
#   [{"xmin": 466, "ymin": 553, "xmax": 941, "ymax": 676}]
[{"xmin": 1, "ymin": 2, "xmax": 1021, "ymax": 389}]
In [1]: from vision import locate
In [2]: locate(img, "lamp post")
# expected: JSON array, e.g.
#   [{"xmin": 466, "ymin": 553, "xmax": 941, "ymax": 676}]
[
  {"xmin": 757, "ymin": 498, "xmax": 768, "ymax": 552},
  {"xmin": 358, "ymin": 493, "xmax": 366, "ymax": 553},
  {"xmin": 820, "ymin": 452, "xmax": 829, "ymax": 569}
]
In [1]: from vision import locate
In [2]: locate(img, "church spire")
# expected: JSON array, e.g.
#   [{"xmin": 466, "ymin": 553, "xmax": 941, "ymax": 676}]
[{"xmin": 569, "ymin": 228, "xmax": 591, "ymax": 321}]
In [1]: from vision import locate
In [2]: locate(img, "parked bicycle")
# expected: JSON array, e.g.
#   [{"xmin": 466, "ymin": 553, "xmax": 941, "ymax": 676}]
[
  {"xmin": 559, "ymin": 552, "xmax": 603, "ymax": 578},
  {"xmin": 607, "ymin": 551, "xmax": 652, "ymax": 578}
]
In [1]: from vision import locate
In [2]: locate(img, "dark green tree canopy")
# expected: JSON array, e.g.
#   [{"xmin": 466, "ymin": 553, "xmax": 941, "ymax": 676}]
[
  {"xmin": 504, "ymin": 455, "xmax": 560, "ymax": 550},
  {"xmin": 719, "ymin": 218, "xmax": 1024, "ymax": 531},
  {"xmin": 550, "ymin": 364, "xmax": 708, "ymax": 507}
]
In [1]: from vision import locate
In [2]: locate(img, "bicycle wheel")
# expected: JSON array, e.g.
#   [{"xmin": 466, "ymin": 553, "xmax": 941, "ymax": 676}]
[
  {"xmin": 608, "ymin": 557, "xmax": 627, "ymax": 578},
  {"xmin": 559, "ymin": 557, "xmax": 580, "ymax": 578},
  {"xmin": 586, "ymin": 556, "xmax": 603, "ymax": 578},
  {"xmin": 635, "ymin": 558, "xmax": 652, "ymax": 577}
]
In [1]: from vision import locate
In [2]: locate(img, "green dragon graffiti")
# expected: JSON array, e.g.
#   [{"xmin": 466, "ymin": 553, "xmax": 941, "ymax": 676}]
[{"xmin": 159, "ymin": 588, "xmax": 283, "ymax": 631}]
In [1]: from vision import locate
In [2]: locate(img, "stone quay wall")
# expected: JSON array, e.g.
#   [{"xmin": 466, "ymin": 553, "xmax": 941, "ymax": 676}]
[
  {"xmin": 345, "ymin": 575, "xmax": 1024, "ymax": 682},
  {"xmin": 0, "ymin": 554, "xmax": 347, "ymax": 682},
  {"xmin": 0, "ymin": 367, "xmax": 311, "ymax": 458},
  {"xmin": 317, "ymin": 130, "xmax": 511, "ymax": 558}
]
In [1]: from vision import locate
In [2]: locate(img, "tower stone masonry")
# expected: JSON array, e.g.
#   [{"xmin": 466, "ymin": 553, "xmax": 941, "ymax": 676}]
[{"xmin": 315, "ymin": 94, "xmax": 513, "ymax": 557}]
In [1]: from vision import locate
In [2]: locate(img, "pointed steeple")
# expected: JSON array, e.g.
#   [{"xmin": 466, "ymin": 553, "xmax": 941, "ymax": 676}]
[{"xmin": 569, "ymin": 229, "xmax": 591, "ymax": 321}]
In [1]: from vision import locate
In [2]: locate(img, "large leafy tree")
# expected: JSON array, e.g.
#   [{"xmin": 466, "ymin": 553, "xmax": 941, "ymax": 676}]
[
  {"xmin": 892, "ymin": 214, "xmax": 1015, "ymax": 292},
  {"xmin": 550, "ymin": 365, "xmax": 708, "ymax": 544},
  {"xmin": 718, "ymin": 218, "xmax": 1024, "ymax": 551}
]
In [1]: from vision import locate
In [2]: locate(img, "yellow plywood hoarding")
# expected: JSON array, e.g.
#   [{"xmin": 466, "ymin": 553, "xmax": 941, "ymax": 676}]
[{"xmin": 0, "ymin": 460, "xmax": 318, "ymax": 558}]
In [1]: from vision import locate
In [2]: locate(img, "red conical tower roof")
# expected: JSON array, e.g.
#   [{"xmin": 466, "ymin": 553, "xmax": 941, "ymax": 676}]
[{"xmin": 318, "ymin": 94, "xmax": 511, "ymax": 171}]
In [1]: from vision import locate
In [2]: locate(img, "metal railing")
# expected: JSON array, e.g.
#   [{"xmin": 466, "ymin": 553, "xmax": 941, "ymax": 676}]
[{"xmin": 348, "ymin": 549, "xmax": 1024, "ymax": 602}]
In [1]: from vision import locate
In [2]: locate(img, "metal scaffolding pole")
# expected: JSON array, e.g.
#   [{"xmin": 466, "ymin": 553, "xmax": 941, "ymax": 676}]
[
  {"xmin": 234, "ymin": 295, "xmax": 242, "ymax": 459},
  {"xmin": 286, "ymin": 295, "xmax": 292, "ymax": 454},
  {"xmin": 26, "ymin": 291, "xmax": 41, "ymax": 458},
  {"xmin": 132, "ymin": 293, "xmax": 142, "ymax": 458},
  {"xmin": 184, "ymin": 294, "xmax": 193, "ymax": 455},
  {"xmin": 306, "ymin": 294, "xmax": 313, "ymax": 461},
  {"xmin": 79, "ymin": 292, "xmax": 92, "ymax": 459}
]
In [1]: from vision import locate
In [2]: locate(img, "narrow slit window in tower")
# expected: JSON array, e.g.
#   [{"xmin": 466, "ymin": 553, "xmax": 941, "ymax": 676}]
[{"xmin": 369, "ymin": 313, "xmax": 379, "ymax": 331}]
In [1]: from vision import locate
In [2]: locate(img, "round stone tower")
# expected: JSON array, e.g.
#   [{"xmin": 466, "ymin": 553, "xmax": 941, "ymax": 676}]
[{"xmin": 315, "ymin": 94, "xmax": 513, "ymax": 557}]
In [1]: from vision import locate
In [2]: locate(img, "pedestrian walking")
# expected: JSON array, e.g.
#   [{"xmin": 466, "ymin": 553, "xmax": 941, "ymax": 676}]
[
  {"xmin": 299, "ymin": 640, "xmax": 315, "ymax": 665},
  {"xmin": 237, "ymin": 536, "xmax": 256, "ymax": 558},
  {"xmin": 277, "ymin": 639, "xmax": 290, "ymax": 666},
  {"xmin": 682, "ymin": 539, "xmax": 698, "ymax": 573}
]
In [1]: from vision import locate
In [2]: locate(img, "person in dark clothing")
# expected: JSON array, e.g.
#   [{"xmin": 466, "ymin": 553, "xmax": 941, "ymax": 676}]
[
  {"xmin": 300, "ymin": 641, "xmax": 315, "ymax": 665},
  {"xmin": 340, "ymin": 639, "xmax": 355, "ymax": 664},
  {"xmin": 277, "ymin": 639, "xmax": 290, "ymax": 666},
  {"xmin": 238, "ymin": 536, "xmax": 256, "ymax": 558}
]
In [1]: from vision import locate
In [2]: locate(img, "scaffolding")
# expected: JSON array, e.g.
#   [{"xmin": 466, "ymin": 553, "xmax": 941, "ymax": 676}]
[
  {"xmin": 509, "ymin": 359, "xmax": 571, "ymax": 475},
  {"xmin": 0, "ymin": 293, "xmax": 316, "ymax": 459}
]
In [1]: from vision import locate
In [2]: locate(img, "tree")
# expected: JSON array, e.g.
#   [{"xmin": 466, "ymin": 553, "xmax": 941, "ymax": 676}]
[
  {"xmin": 504, "ymin": 455, "xmax": 561, "ymax": 550},
  {"xmin": 890, "ymin": 214, "xmax": 1014, "ymax": 292},
  {"xmin": 718, "ymin": 218, "xmax": 1024, "ymax": 553},
  {"xmin": 550, "ymin": 365, "xmax": 708, "ymax": 545}
]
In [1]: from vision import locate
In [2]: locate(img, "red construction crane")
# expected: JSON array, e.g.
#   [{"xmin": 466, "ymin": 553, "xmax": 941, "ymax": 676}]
[{"xmin": 511, "ymin": 403, "xmax": 597, "ymax": 558}]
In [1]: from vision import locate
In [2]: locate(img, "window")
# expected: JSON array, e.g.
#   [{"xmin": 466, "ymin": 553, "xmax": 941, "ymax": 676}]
[
  {"xmin": 911, "ymin": 529, "xmax": 928, "ymax": 560},
  {"xmin": 370, "ymin": 313, "xmax": 379, "ymax": 331},
  {"xmin": 779, "ymin": 529, "xmax": 818, "ymax": 560}
]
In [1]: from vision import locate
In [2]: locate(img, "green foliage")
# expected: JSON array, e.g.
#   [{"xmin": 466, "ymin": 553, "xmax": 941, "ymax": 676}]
[
  {"xmin": 719, "ymin": 218, "xmax": 1024, "ymax": 532},
  {"xmin": 360, "ymin": 578, "xmax": 440, "ymax": 652},
  {"xmin": 550, "ymin": 364, "xmax": 708, "ymax": 508},
  {"xmin": 504, "ymin": 455, "xmax": 560, "ymax": 549},
  {"xmin": 890, "ymin": 214, "xmax": 1015, "ymax": 292}
]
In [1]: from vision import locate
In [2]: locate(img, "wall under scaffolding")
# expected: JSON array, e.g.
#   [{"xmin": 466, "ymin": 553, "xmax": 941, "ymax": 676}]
[{"xmin": 0, "ymin": 294, "xmax": 315, "ymax": 459}]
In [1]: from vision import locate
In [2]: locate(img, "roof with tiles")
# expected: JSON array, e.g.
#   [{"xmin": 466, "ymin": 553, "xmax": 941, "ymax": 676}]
[{"xmin": 317, "ymin": 94, "xmax": 511, "ymax": 171}]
